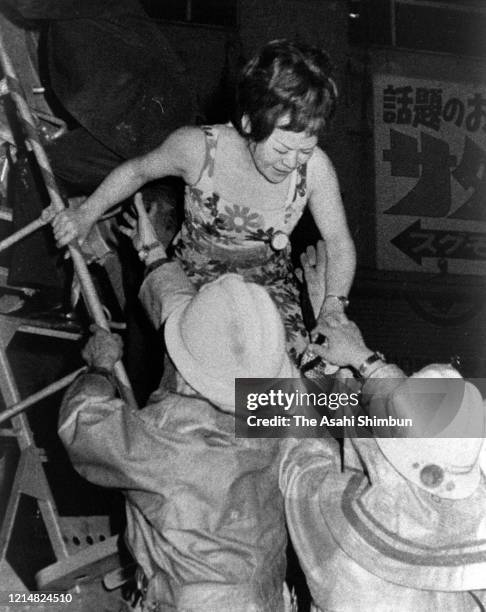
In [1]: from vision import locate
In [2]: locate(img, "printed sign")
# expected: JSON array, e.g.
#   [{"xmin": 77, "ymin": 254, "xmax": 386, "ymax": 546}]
[{"xmin": 373, "ymin": 74, "xmax": 486, "ymax": 275}]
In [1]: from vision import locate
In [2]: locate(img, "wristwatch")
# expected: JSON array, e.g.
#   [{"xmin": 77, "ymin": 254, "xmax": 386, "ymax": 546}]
[
  {"xmin": 357, "ymin": 351, "xmax": 386, "ymax": 379},
  {"xmin": 138, "ymin": 241, "xmax": 162, "ymax": 261},
  {"xmin": 325, "ymin": 294, "xmax": 350, "ymax": 309}
]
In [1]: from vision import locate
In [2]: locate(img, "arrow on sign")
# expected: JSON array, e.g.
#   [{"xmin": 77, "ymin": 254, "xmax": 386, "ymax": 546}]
[{"xmin": 391, "ymin": 219, "xmax": 486, "ymax": 265}]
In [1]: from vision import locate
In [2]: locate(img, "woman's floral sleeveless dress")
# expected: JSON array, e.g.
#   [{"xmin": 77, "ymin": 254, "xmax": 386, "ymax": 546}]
[{"xmin": 173, "ymin": 125, "xmax": 311, "ymax": 364}]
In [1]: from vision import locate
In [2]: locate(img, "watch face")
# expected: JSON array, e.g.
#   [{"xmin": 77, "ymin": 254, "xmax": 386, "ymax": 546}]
[{"xmin": 327, "ymin": 295, "xmax": 349, "ymax": 308}]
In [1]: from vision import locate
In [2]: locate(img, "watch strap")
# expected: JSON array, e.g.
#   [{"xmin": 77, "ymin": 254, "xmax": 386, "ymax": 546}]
[{"xmin": 357, "ymin": 351, "xmax": 386, "ymax": 379}]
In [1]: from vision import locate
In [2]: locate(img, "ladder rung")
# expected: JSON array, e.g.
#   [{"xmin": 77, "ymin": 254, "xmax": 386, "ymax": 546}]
[
  {"xmin": 0, "ymin": 270, "xmax": 37, "ymax": 295},
  {"xmin": 0, "ymin": 366, "xmax": 86, "ymax": 425},
  {"xmin": 18, "ymin": 323, "xmax": 81, "ymax": 341},
  {"xmin": 0, "ymin": 205, "xmax": 12, "ymax": 222},
  {"xmin": 0, "ymin": 428, "xmax": 16, "ymax": 436},
  {"xmin": 0, "ymin": 313, "xmax": 81, "ymax": 341}
]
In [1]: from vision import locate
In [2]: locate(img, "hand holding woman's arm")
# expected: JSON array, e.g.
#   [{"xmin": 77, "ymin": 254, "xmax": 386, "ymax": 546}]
[{"xmin": 119, "ymin": 193, "xmax": 167, "ymax": 264}]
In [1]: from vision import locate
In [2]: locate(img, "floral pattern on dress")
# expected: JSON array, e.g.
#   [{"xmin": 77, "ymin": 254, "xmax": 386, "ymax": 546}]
[
  {"xmin": 285, "ymin": 163, "xmax": 307, "ymax": 224},
  {"xmin": 187, "ymin": 187, "xmax": 220, "ymax": 217},
  {"xmin": 219, "ymin": 205, "xmax": 263, "ymax": 234},
  {"xmin": 293, "ymin": 163, "xmax": 307, "ymax": 202},
  {"xmin": 175, "ymin": 238, "xmax": 309, "ymax": 363},
  {"xmin": 245, "ymin": 226, "xmax": 280, "ymax": 245},
  {"xmin": 173, "ymin": 126, "xmax": 312, "ymax": 364}
]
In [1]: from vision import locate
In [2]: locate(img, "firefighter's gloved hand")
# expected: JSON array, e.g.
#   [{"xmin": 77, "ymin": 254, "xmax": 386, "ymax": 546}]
[{"xmin": 82, "ymin": 324, "xmax": 123, "ymax": 371}]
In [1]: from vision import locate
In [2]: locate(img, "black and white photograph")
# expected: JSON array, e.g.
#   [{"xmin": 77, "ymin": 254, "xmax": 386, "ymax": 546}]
[{"xmin": 0, "ymin": 1, "xmax": 485, "ymax": 610}]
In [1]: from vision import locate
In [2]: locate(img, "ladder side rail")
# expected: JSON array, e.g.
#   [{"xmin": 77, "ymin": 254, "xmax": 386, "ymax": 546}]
[
  {"xmin": 0, "ymin": 339, "xmax": 32, "ymax": 449},
  {"xmin": 0, "ymin": 33, "xmax": 137, "ymax": 409},
  {"xmin": 0, "ymin": 341, "xmax": 69, "ymax": 561},
  {"xmin": 0, "ymin": 206, "xmax": 53, "ymax": 254}
]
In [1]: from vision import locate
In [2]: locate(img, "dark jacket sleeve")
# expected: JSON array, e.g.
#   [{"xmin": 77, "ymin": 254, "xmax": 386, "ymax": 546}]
[
  {"xmin": 58, "ymin": 372, "xmax": 172, "ymax": 492},
  {"xmin": 58, "ymin": 372, "xmax": 228, "ymax": 499}
]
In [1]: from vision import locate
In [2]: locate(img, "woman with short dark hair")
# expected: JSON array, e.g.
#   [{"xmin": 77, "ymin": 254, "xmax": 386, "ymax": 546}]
[
  {"xmin": 53, "ymin": 39, "xmax": 356, "ymax": 364},
  {"xmin": 235, "ymin": 39, "xmax": 337, "ymax": 141}
]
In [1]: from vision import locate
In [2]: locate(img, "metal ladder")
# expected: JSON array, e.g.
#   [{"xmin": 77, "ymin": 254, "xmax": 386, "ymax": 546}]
[{"xmin": 0, "ymin": 28, "xmax": 136, "ymax": 595}]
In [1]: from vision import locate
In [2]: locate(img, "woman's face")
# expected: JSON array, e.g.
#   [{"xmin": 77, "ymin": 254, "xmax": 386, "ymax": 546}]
[{"xmin": 248, "ymin": 124, "xmax": 318, "ymax": 184}]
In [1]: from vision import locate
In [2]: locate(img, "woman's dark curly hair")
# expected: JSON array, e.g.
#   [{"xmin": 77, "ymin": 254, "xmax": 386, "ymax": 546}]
[{"xmin": 234, "ymin": 39, "xmax": 337, "ymax": 142}]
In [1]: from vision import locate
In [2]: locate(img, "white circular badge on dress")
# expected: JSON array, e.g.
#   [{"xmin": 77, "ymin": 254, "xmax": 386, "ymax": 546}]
[{"xmin": 271, "ymin": 231, "xmax": 289, "ymax": 250}]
